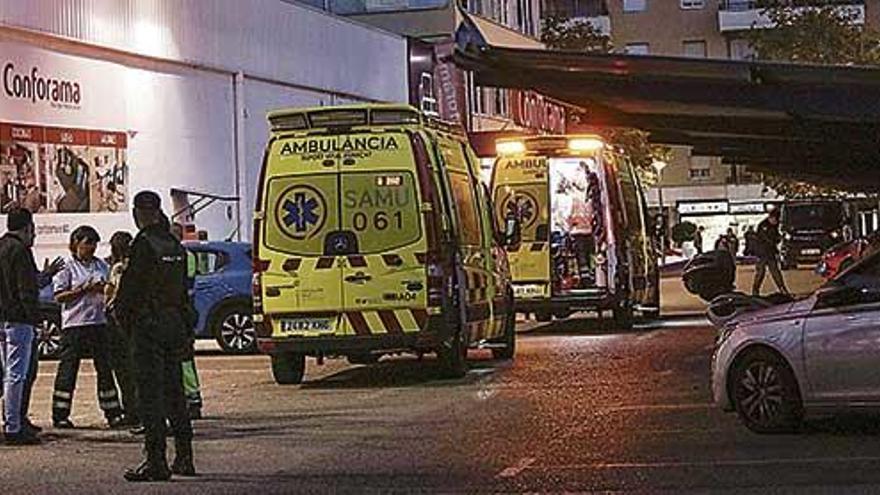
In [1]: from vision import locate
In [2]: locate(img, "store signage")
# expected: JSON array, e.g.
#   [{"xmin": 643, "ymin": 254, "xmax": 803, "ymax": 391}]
[
  {"xmin": 3, "ymin": 62, "xmax": 82, "ymax": 109},
  {"xmin": 510, "ymin": 90, "xmax": 566, "ymax": 134},
  {"xmin": 678, "ymin": 201, "xmax": 729, "ymax": 215},
  {"xmin": 408, "ymin": 40, "xmax": 466, "ymax": 128},
  {"xmin": 729, "ymin": 202, "xmax": 767, "ymax": 214}
]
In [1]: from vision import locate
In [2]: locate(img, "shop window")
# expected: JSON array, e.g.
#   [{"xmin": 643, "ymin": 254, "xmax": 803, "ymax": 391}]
[
  {"xmin": 689, "ymin": 167, "xmax": 711, "ymax": 181},
  {"xmin": 419, "ymin": 73, "xmax": 438, "ymax": 116},
  {"xmin": 682, "ymin": 40, "xmax": 707, "ymax": 58},
  {"xmin": 625, "ymin": 43, "xmax": 649, "ymax": 55},
  {"xmin": 623, "ymin": 0, "xmax": 646, "ymax": 13},
  {"xmin": 681, "ymin": 0, "xmax": 703, "ymax": 9}
]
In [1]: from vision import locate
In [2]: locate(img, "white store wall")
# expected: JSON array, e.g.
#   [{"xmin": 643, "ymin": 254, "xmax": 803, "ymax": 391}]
[{"xmin": 0, "ymin": 0, "xmax": 408, "ymax": 262}]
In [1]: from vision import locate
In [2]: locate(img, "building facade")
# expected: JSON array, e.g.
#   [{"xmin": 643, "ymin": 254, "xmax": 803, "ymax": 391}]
[
  {"xmin": 540, "ymin": 0, "xmax": 879, "ymax": 247},
  {"xmin": 0, "ymin": 0, "xmax": 408, "ymax": 261}
]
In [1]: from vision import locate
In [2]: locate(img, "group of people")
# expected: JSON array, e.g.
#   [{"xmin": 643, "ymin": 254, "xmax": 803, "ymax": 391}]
[{"xmin": 0, "ymin": 191, "xmax": 202, "ymax": 482}]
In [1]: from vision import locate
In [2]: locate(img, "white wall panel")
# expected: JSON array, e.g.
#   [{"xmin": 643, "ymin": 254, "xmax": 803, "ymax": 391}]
[{"xmin": 0, "ymin": 0, "xmax": 408, "ymax": 102}]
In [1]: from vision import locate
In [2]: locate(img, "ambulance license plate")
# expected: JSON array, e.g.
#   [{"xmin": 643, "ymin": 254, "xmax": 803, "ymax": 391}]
[
  {"xmin": 514, "ymin": 284, "xmax": 544, "ymax": 298},
  {"xmin": 280, "ymin": 318, "xmax": 332, "ymax": 333},
  {"xmin": 802, "ymin": 248, "xmax": 820, "ymax": 255}
]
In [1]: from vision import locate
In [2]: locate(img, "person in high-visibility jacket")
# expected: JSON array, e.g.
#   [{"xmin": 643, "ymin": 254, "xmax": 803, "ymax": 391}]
[{"xmin": 171, "ymin": 222, "xmax": 203, "ymax": 420}]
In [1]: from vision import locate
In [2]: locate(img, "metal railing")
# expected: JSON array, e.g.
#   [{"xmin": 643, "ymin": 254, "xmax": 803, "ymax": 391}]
[{"xmin": 721, "ymin": 0, "xmax": 864, "ymax": 11}]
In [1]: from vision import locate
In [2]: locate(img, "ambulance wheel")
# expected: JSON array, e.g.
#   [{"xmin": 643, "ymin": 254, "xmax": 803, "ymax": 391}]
[
  {"xmin": 492, "ymin": 307, "xmax": 517, "ymax": 361},
  {"xmin": 271, "ymin": 353, "xmax": 306, "ymax": 385},
  {"xmin": 438, "ymin": 311, "xmax": 468, "ymax": 378},
  {"xmin": 613, "ymin": 301, "xmax": 635, "ymax": 330}
]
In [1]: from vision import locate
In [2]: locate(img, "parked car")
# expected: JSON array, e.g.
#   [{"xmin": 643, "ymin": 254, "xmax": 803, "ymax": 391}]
[
  {"xmin": 186, "ymin": 241, "xmax": 255, "ymax": 354},
  {"xmin": 816, "ymin": 234, "xmax": 880, "ymax": 280},
  {"xmin": 712, "ymin": 248, "xmax": 880, "ymax": 433},
  {"xmin": 36, "ymin": 241, "xmax": 255, "ymax": 359}
]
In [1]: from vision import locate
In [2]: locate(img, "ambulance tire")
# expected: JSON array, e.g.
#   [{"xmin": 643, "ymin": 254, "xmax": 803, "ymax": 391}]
[
  {"xmin": 438, "ymin": 311, "xmax": 468, "ymax": 379},
  {"xmin": 271, "ymin": 353, "xmax": 306, "ymax": 385},
  {"xmin": 613, "ymin": 301, "xmax": 635, "ymax": 330},
  {"xmin": 492, "ymin": 297, "xmax": 517, "ymax": 360},
  {"xmin": 642, "ymin": 278, "xmax": 662, "ymax": 320}
]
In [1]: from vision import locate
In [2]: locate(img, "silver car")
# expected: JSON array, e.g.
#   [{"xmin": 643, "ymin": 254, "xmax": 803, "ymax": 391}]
[{"xmin": 712, "ymin": 251, "xmax": 880, "ymax": 433}]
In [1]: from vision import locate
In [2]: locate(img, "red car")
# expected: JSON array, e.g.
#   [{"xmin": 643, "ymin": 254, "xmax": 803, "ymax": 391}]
[{"xmin": 817, "ymin": 235, "xmax": 880, "ymax": 279}]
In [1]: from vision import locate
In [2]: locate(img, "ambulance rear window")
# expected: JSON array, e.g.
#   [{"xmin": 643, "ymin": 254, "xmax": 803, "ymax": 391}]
[{"xmin": 341, "ymin": 171, "xmax": 422, "ymax": 254}]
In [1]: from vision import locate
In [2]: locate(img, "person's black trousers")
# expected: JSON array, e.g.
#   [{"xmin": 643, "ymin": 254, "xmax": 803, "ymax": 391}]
[
  {"xmin": 107, "ymin": 319, "xmax": 139, "ymax": 421},
  {"xmin": 52, "ymin": 324, "xmax": 123, "ymax": 422},
  {"xmin": 132, "ymin": 311, "xmax": 193, "ymax": 458}
]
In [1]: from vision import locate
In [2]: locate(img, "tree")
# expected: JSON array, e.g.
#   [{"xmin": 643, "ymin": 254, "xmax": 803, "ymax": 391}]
[
  {"xmin": 540, "ymin": 17, "xmax": 670, "ymax": 183},
  {"xmin": 745, "ymin": 4, "xmax": 880, "ymax": 196},
  {"xmin": 747, "ymin": 3, "xmax": 880, "ymax": 65}
]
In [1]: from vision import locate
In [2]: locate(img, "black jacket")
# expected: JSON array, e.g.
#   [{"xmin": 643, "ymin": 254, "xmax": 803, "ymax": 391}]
[
  {"xmin": 115, "ymin": 223, "xmax": 191, "ymax": 328},
  {"xmin": 755, "ymin": 218, "xmax": 781, "ymax": 259},
  {"xmin": 0, "ymin": 233, "xmax": 40, "ymax": 326}
]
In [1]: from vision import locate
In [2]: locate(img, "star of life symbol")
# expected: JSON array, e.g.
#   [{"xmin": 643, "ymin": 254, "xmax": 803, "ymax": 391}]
[
  {"xmin": 505, "ymin": 192, "xmax": 538, "ymax": 229},
  {"xmin": 277, "ymin": 185, "xmax": 326, "ymax": 240}
]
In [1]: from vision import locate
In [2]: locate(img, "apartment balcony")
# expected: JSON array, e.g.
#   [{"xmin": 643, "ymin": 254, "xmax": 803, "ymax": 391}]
[
  {"xmin": 718, "ymin": 1, "xmax": 865, "ymax": 32},
  {"xmin": 543, "ymin": 0, "xmax": 611, "ymax": 34}
]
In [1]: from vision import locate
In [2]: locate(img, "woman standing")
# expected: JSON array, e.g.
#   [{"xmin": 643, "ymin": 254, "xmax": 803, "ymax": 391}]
[
  {"xmin": 105, "ymin": 231, "xmax": 140, "ymax": 429},
  {"xmin": 51, "ymin": 226, "xmax": 126, "ymax": 429}
]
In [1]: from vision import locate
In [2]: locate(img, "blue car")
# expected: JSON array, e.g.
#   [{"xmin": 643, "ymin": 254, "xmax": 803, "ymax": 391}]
[
  {"xmin": 185, "ymin": 241, "xmax": 256, "ymax": 354},
  {"xmin": 36, "ymin": 241, "xmax": 256, "ymax": 358}
]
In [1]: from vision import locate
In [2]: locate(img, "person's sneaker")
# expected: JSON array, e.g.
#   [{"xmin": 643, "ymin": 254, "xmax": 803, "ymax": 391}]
[
  {"xmin": 4, "ymin": 430, "xmax": 42, "ymax": 446},
  {"xmin": 171, "ymin": 456, "xmax": 196, "ymax": 477},
  {"xmin": 107, "ymin": 415, "xmax": 131, "ymax": 429},
  {"xmin": 53, "ymin": 419, "xmax": 75, "ymax": 429},
  {"xmin": 124, "ymin": 459, "xmax": 172, "ymax": 482}
]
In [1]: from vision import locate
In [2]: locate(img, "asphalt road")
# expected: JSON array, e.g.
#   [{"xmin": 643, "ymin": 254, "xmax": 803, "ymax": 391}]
[{"xmin": 6, "ymin": 306, "xmax": 880, "ymax": 493}]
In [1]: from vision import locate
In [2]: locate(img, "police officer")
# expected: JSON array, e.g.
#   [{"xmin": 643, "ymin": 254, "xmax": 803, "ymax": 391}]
[{"xmin": 115, "ymin": 191, "xmax": 195, "ymax": 482}]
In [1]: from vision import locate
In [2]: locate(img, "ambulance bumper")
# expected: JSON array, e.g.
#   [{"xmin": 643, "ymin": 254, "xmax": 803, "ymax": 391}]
[{"xmin": 258, "ymin": 333, "xmax": 441, "ymax": 355}]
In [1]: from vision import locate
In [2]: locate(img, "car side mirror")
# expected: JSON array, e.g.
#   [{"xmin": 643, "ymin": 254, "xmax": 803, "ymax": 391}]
[
  {"xmin": 504, "ymin": 213, "xmax": 522, "ymax": 247},
  {"xmin": 816, "ymin": 284, "xmax": 862, "ymax": 308}
]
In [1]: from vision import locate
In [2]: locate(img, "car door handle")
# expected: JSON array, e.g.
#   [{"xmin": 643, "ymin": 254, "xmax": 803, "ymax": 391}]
[{"xmin": 345, "ymin": 272, "xmax": 372, "ymax": 284}]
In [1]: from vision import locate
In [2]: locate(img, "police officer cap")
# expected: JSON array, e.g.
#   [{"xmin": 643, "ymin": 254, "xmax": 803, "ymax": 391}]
[{"xmin": 133, "ymin": 191, "xmax": 161, "ymax": 210}]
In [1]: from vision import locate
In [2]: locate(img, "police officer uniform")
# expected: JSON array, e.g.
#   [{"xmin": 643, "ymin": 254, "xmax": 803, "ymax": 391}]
[{"xmin": 115, "ymin": 191, "xmax": 195, "ymax": 482}]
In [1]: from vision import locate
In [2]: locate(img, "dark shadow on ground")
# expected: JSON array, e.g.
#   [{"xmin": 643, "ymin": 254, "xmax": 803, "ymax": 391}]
[
  {"xmin": 300, "ymin": 356, "xmax": 507, "ymax": 391},
  {"xmin": 520, "ymin": 314, "xmax": 667, "ymax": 337},
  {"xmin": 802, "ymin": 413, "xmax": 880, "ymax": 436}
]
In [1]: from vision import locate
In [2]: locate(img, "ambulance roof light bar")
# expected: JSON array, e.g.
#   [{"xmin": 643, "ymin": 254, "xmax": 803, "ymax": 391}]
[
  {"xmin": 496, "ymin": 140, "xmax": 526, "ymax": 156},
  {"xmin": 268, "ymin": 105, "xmax": 426, "ymax": 132},
  {"xmin": 568, "ymin": 137, "xmax": 604, "ymax": 153},
  {"xmin": 495, "ymin": 135, "xmax": 606, "ymax": 156}
]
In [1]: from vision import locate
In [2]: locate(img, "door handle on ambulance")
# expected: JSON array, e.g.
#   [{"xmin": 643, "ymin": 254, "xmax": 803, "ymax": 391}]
[{"xmin": 345, "ymin": 272, "xmax": 372, "ymax": 284}]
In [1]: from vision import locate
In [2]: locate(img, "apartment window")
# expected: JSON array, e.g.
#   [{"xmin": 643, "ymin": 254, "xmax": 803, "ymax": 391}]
[
  {"xmin": 623, "ymin": 0, "xmax": 646, "ymax": 13},
  {"xmin": 729, "ymin": 38, "xmax": 755, "ymax": 60},
  {"xmin": 682, "ymin": 40, "xmax": 707, "ymax": 58},
  {"xmin": 625, "ymin": 43, "xmax": 649, "ymax": 55},
  {"xmin": 680, "ymin": 0, "xmax": 703, "ymax": 9},
  {"xmin": 689, "ymin": 167, "xmax": 711, "ymax": 181}
]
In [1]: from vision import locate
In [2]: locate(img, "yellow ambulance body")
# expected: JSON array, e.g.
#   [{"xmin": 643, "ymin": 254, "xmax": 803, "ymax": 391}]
[{"xmin": 253, "ymin": 104, "xmax": 515, "ymax": 384}]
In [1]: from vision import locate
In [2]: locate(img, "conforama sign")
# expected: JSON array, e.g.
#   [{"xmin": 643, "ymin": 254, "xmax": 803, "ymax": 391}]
[{"xmin": 510, "ymin": 90, "xmax": 566, "ymax": 134}]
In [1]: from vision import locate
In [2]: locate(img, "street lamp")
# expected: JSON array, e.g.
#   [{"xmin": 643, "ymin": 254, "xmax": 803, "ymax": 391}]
[{"xmin": 652, "ymin": 160, "xmax": 668, "ymax": 264}]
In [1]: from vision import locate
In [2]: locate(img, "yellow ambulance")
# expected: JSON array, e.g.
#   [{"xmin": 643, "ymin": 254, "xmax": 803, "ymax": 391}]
[
  {"xmin": 491, "ymin": 135, "xmax": 660, "ymax": 328},
  {"xmin": 253, "ymin": 104, "xmax": 515, "ymax": 384}
]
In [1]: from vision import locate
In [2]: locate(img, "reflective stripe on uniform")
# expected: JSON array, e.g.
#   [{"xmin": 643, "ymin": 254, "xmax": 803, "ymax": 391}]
[
  {"xmin": 100, "ymin": 400, "xmax": 121, "ymax": 410},
  {"xmin": 53, "ymin": 390, "xmax": 72, "ymax": 400},
  {"xmin": 52, "ymin": 400, "xmax": 72, "ymax": 409},
  {"xmin": 98, "ymin": 390, "xmax": 118, "ymax": 399}
]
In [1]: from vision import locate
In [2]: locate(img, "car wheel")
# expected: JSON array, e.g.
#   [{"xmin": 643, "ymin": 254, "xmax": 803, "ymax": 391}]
[
  {"xmin": 730, "ymin": 348, "xmax": 803, "ymax": 434},
  {"xmin": 437, "ymin": 303, "xmax": 468, "ymax": 378},
  {"xmin": 271, "ymin": 353, "xmax": 306, "ymax": 385},
  {"xmin": 37, "ymin": 315, "xmax": 62, "ymax": 359},
  {"xmin": 213, "ymin": 305, "xmax": 257, "ymax": 354},
  {"xmin": 492, "ymin": 295, "xmax": 517, "ymax": 360}
]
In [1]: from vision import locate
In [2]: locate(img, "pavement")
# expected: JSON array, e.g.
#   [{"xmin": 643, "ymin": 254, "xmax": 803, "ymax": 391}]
[{"xmin": 5, "ymin": 267, "xmax": 874, "ymax": 494}]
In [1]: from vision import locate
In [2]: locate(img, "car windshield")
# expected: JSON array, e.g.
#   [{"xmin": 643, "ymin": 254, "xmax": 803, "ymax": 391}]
[{"xmin": 783, "ymin": 203, "xmax": 842, "ymax": 230}]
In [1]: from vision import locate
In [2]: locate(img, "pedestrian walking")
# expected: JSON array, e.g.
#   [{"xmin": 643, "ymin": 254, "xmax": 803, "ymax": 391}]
[
  {"xmin": 171, "ymin": 222, "xmax": 204, "ymax": 420},
  {"xmin": 104, "ymin": 231, "xmax": 140, "ymax": 429},
  {"xmin": 51, "ymin": 226, "xmax": 126, "ymax": 429},
  {"xmin": 752, "ymin": 210, "xmax": 790, "ymax": 296},
  {"xmin": 116, "ymin": 191, "xmax": 194, "ymax": 482},
  {"xmin": 0, "ymin": 207, "xmax": 42, "ymax": 445}
]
